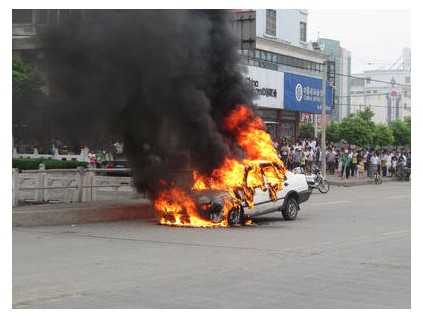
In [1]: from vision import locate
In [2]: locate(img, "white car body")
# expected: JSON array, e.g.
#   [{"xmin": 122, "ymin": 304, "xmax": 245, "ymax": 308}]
[{"xmin": 194, "ymin": 162, "xmax": 311, "ymax": 226}]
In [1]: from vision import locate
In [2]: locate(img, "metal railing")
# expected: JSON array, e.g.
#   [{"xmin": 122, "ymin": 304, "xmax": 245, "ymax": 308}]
[{"xmin": 12, "ymin": 167, "xmax": 137, "ymax": 207}]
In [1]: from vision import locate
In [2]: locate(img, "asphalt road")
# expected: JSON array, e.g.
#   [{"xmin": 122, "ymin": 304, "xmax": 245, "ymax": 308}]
[{"xmin": 12, "ymin": 181, "xmax": 411, "ymax": 309}]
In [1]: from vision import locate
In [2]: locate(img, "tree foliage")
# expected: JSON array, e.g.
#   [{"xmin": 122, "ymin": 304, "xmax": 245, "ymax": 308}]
[
  {"xmin": 372, "ymin": 123, "xmax": 394, "ymax": 147},
  {"xmin": 324, "ymin": 107, "xmax": 410, "ymax": 149},
  {"xmin": 389, "ymin": 119, "xmax": 411, "ymax": 147},
  {"xmin": 338, "ymin": 113, "xmax": 374, "ymax": 147},
  {"xmin": 299, "ymin": 122, "xmax": 315, "ymax": 139},
  {"xmin": 325, "ymin": 120, "xmax": 341, "ymax": 143},
  {"xmin": 356, "ymin": 107, "xmax": 375, "ymax": 125},
  {"xmin": 13, "ymin": 57, "xmax": 48, "ymax": 139}
]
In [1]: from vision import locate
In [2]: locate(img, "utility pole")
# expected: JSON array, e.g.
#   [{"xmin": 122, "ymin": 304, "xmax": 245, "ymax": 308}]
[{"xmin": 321, "ymin": 59, "xmax": 327, "ymax": 177}]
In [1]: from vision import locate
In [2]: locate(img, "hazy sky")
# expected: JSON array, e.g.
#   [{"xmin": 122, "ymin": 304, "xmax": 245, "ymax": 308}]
[{"xmin": 307, "ymin": 9, "xmax": 411, "ymax": 74}]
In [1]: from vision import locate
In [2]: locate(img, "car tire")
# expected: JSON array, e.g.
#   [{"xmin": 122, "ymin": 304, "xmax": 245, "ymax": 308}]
[
  {"xmin": 282, "ymin": 196, "xmax": 298, "ymax": 220},
  {"xmin": 227, "ymin": 208, "xmax": 242, "ymax": 226}
]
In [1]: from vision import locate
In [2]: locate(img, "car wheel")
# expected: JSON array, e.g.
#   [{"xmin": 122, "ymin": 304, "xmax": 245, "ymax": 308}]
[
  {"xmin": 227, "ymin": 208, "xmax": 241, "ymax": 226},
  {"xmin": 282, "ymin": 196, "xmax": 298, "ymax": 220}
]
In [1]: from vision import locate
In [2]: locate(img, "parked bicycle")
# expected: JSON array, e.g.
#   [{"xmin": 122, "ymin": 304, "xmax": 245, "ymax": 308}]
[{"xmin": 373, "ymin": 166, "xmax": 382, "ymax": 185}]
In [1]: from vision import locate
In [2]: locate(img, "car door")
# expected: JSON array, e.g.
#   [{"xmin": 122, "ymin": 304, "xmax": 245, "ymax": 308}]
[
  {"xmin": 244, "ymin": 164, "xmax": 282, "ymax": 216},
  {"xmin": 261, "ymin": 164, "xmax": 287, "ymax": 212}
]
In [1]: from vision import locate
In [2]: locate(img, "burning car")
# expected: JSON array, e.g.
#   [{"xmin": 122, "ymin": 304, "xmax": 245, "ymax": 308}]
[
  {"xmin": 155, "ymin": 160, "xmax": 311, "ymax": 227},
  {"xmin": 153, "ymin": 105, "xmax": 311, "ymax": 227},
  {"xmin": 193, "ymin": 161, "xmax": 310, "ymax": 225}
]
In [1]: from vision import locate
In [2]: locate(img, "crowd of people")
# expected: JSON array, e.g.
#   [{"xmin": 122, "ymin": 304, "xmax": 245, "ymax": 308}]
[
  {"xmin": 13, "ymin": 137, "xmax": 126, "ymax": 169},
  {"xmin": 273, "ymin": 137, "xmax": 411, "ymax": 179},
  {"xmin": 15, "ymin": 135, "xmax": 411, "ymax": 179}
]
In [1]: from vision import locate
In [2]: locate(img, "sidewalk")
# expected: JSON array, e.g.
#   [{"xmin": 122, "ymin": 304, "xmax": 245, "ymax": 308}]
[{"xmin": 325, "ymin": 173, "xmax": 397, "ymax": 186}]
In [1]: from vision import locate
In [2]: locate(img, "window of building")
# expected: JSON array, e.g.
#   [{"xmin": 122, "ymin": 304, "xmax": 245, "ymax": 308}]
[
  {"xmin": 240, "ymin": 49, "xmax": 320, "ymax": 74},
  {"xmin": 405, "ymin": 76, "xmax": 410, "ymax": 84},
  {"xmin": 255, "ymin": 50, "xmax": 261, "ymax": 59},
  {"xmin": 266, "ymin": 9, "xmax": 277, "ymax": 36},
  {"xmin": 12, "ymin": 9, "xmax": 33, "ymax": 24},
  {"xmin": 365, "ymin": 77, "xmax": 371, "ymax": 84},
  {"xmin": 300, "ymin": 22, "xmax": 307, "ymax": 42}
]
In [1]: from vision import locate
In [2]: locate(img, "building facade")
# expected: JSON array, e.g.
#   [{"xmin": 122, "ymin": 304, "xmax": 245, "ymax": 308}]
[
  {"xmin": 231, "ymin": 9, "xmax": 333, "ymax": 141},
  {"xmin": 317, "ymin": 38, "xmax": 352, "ymax": 122},
  {"xmin": 350, "ymin": 48, "xmax": 411, "ymax": 124}
]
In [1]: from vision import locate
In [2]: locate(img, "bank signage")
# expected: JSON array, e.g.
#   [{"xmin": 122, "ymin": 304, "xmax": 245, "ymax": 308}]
[
  {"xmin": 245, "ymin": 66, "xmax": 284, "ymax": 109},
  {"xmin": 284, "ymin": 72, "xmax": 333, "ymax": 114}
]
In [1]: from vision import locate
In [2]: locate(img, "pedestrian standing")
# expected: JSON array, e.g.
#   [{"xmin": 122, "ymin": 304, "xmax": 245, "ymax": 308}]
[
  {"xmin": 358, "ymin": 159, "xmax": 365, "ymax": 177},
  {"xmin": 381, "ymin": 151, "xmax": 389, "ymax": 177},
  {"xmin": 300, "ymin": 150, "xmax": 307, "ymax": 172},
  {"xmin": 341, "ymin": 149, "xmax": 351, "ymax": 179},
  {"xmin": 351, "ymin": 151, "xmax": 358, "ymax": 177},
  {"xmin": 306, "ymin": 147, "xmax": 315, "ymax": 172},
  {"xmin": 88, "ymin": 150, "xmax": 97, "ymax": 169},
  {"xmin": 369, "ymin": 152, "xmax": 378, "ymax": 178},
  {"xmin": 326, "ymin": 147, "xmax": 335, "ymax": 175},
  {"xmin": 294, "ymin": 148, "xmax": 301, "ymax": 169}
]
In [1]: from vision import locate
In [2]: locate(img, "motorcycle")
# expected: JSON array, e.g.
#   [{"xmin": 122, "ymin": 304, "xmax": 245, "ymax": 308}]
[
  {"xmin": 397, "ymin": 163, "xmax": 411, "ymax": 181},
  {"xmin": 294, "ymin": 166, "xmax": 330, "ymax": 193}
]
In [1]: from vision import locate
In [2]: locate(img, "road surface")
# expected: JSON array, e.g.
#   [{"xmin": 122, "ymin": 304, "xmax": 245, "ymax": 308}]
[{"xmin": 13, "ymin": 182, "xmax": 411, "ymax": 309}]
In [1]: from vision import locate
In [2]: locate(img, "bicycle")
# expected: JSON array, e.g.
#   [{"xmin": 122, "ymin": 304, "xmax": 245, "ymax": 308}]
[{"xmin": 373, "ymin": 167, "xmax": 382, "ymax": 185}]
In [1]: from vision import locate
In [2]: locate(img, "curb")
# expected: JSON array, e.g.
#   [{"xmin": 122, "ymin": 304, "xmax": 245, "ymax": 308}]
[
  {"xmin": 12, "ymin": 200, "xmax": 157, "ymax": 227},
  {"xmin": 327, "ymin": 177, "xmax": 397, "ymax": 187}
]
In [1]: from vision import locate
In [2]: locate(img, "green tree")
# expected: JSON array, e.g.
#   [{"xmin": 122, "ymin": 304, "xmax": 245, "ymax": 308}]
[
  {"xmin": 356, "ymin": 107, "xmax": 375, "ymax": 125},
  {"xmin": 372, "ymin": 123, "xmax": 394, "ymax": 148},
  {"xmin": 338, "ymin": 113, "xmax": 373, "ymax": 147},
  {"xmin": 390, "ymin": 119, "xmax": 411, "ymax": 148},
  {"xmin": 299, "ymin": 122, "xmax": 315, "ymax": 139},
  {"xmin": 13, "ymin": 57, "xmax": 48, "ymax": 140},
  {"xmin": 404, "ymin": 116, "xmax": 411, "ymax": 130},
  {"xmin": 325, "ymin": 120, "xmax": 341, "ymax": 143}
]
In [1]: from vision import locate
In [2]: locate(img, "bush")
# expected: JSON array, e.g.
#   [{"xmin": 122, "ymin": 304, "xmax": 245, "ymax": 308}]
[{"xmin": 12, "ymin": 158, "xmax": 88, "ymax": 171}]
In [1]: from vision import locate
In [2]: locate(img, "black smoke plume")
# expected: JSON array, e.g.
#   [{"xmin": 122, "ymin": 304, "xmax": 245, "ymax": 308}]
[{"xmin": 42, "ymin": 9, "xmax": 255, "ymax": 194}]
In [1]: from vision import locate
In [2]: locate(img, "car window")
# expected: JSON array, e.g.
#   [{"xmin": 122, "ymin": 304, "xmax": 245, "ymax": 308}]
[{"xmin": 245, "ymin": 165, "xmax": 265, "ymax": 191}]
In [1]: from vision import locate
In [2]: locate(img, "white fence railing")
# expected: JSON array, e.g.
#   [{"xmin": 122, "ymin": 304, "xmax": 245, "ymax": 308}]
[{"xmin": 12, "ymin": 167, "xmax": 140, "ymax": 207}]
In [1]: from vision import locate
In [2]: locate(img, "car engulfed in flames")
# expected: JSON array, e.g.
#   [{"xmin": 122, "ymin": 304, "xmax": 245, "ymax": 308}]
[{"xmin": 153, "ymin": 105, "xmax": 311, "ymax": 227}]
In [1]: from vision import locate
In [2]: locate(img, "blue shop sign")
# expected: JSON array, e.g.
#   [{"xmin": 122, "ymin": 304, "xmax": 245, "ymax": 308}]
[{"xmin": 284, "ymin": 72, "xmax": 333, "ymax": 114}]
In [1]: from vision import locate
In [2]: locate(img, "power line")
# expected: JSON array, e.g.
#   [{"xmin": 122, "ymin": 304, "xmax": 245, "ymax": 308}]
[
  {"xmin": 334, "ymin": 72, "xmax": 411, "ymax": 88},
  {"xmin": 240, "ymin": 56, "xmax": 411, "ymax": 88},
  {"xmin": 338, "ymin": 103, "xmax": 411, "ymax": 109}
]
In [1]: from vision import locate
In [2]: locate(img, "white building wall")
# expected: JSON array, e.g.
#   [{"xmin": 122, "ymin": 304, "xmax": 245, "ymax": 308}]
[
  {"xmin": 255, "ymin": 9, "xmax": 308, "ymax": 46},
  {"xmin": 350, "ymin": 68, "xmax": 411, "ymax": 124},
  {"xmin": 338, "ymin": 48, "xmax": 351, "ymax": 120}
]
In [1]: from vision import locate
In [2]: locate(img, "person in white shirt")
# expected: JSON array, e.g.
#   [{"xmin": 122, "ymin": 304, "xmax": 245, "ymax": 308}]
[{"xmin": 369, "ymin": 152, "xmax": 379, "ymax": 178}]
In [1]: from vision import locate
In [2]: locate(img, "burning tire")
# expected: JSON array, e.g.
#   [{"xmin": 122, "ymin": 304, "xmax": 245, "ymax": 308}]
[
  {"xmin": 227, "ymin": 208, "xmax": 243, "ymax": 226},
  {"xmin": 281, "ymin": 196, "xmax": 298, "ymax": 220}
]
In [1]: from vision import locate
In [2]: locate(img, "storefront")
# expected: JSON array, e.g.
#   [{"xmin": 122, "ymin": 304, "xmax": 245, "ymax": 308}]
[
  {"xmin": 245, "ymin": 65, "xmax": 283, "ymax": 140},
  {"xmin": 283, "ymin": 72, "xmax": 333, "ymax": 139},
  {"xmin": 246, "ymin": 66, "xmax": 333, "ymax": 141}
]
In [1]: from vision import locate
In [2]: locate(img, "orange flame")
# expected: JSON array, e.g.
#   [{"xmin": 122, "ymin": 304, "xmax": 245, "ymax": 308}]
[{"xmin": 154, "ymin": 105, "xmax": 286, "ymax": 227}]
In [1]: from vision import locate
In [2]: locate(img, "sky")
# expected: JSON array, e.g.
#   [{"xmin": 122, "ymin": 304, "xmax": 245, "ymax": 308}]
[{"xmin": 307, "ymin": 9, "xmax": 411, "ymax": 74}]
